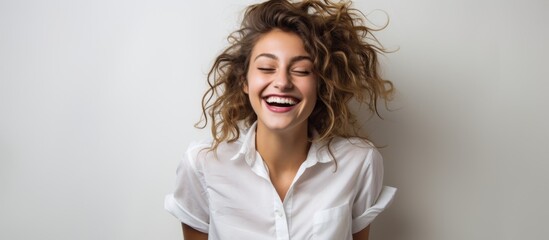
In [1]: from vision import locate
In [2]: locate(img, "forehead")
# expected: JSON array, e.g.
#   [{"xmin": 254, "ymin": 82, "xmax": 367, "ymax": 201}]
[{"xmin": 250, "ymin": 29, "xmax": 309, "ymax": 59}]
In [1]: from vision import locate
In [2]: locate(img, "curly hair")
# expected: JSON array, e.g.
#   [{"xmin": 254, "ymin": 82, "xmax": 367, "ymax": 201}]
[{"xmin": 197, "ymin": 0, "xmax": 394, "ymax": 150}]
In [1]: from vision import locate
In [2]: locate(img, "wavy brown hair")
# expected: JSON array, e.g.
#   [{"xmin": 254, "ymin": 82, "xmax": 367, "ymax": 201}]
[{"xmin": 197, "ymin": 0, "xmax": 394, "ymax": 150}]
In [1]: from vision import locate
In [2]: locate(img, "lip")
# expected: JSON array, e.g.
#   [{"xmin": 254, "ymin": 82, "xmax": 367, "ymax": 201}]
[{"xmin": 262, "ymin": 94, "xmax": 300, "ymax": 113}]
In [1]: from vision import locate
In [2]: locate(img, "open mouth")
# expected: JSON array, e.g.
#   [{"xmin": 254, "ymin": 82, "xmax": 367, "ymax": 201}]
[{"xmin": 264, "ymin": 96, "xmax": 299, "ymax": 107}]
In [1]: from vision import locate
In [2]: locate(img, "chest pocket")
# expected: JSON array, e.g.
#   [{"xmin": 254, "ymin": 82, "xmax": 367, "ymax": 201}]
[{"xmin": 312, "ymin": 204, "xmax": 352, "ymax": 240}]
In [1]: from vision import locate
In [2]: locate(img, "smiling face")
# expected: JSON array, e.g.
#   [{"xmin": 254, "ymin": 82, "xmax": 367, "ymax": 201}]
[{"xmin": 244, "ymin": 29, "xmax": 317, "ymax": 136}]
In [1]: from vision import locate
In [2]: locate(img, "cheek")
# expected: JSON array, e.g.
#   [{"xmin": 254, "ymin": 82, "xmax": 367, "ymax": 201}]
[{"xmin": 245, "ymin": 72, "xmax": 266, "ymax": 95}]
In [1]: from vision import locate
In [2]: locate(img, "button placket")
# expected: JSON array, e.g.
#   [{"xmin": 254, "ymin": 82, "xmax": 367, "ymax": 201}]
[{"xmin": 273, "ymin": 194, "xmax": 290, "ymax": 240}]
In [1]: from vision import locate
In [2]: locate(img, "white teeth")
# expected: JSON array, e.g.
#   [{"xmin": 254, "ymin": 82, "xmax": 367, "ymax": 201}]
[{"xmin": 265, "ymin": 96, "xmax": 297, "ymax": 105}]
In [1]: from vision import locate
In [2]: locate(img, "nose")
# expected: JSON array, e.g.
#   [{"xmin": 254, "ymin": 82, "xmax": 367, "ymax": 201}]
[{"xmin": 273, "ymin": 71, "xmax": 293, "ymax": 90}]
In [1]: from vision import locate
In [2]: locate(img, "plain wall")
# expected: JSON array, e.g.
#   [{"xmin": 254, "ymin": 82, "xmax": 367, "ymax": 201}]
[{"xmin": 1, "ymin": 0, "xmax": 548, "ymax": 239}]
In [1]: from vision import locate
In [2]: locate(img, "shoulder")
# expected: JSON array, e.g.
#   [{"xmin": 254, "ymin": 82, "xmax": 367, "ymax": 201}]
[
  {"xmin": 330, "ymin": 137, "xmax": 380, "ymax": 158},
  {"xmin": 184, "ymin": 137, "xmax": 245, "ymax": 164},
  {"xmin": 330, "ymin": 137, "xmax": 375, "ymax": 149},
  {"xmin": 326, "ymin": 137, "xmax": 383, "ymax": 169}
]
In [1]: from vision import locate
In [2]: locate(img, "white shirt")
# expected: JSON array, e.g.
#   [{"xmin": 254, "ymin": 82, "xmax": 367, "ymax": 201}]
[{"xmin": 165, "ymin": 122, "xmax": 396, "ymax": 240}]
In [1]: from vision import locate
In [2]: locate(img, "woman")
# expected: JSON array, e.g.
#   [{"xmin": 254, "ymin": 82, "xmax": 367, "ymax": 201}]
[{"xmin": 165, "ymin": 0, "xmax": 396, "ymax": 239}]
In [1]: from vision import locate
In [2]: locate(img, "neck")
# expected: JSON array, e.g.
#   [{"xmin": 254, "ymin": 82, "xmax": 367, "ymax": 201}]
[{"xmin": 255, "ymin": 124, "xmax": 310, "ymax": 173}]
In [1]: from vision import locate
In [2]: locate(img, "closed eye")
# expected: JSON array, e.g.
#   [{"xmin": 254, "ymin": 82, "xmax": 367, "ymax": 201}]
[
  {"xmin": 258, "ymin": 67, "xmax": 275, "ymax": 73},
  {"xmin": 291, "ymin": 70, "xmax": 311, "ymax": 76}
]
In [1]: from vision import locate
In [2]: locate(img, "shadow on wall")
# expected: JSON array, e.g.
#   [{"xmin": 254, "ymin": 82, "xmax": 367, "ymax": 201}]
[{"xmin": 351, "ymin": 84, "xmax": 451, "ymax": 239}]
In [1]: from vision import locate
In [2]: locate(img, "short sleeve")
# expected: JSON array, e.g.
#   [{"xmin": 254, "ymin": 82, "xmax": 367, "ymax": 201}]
[
  {"xmin": 164, "ymin": 143, "xmax": 210, "ymax": 233},
  {"xmin": 351, "ymin": 148, "xmax": 397, "ymax": 233}
]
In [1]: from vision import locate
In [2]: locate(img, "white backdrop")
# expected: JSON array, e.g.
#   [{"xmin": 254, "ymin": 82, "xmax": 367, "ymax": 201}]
[{"xmin": 1, "ymin": 0, "xmax": 548, "ymax": 239}]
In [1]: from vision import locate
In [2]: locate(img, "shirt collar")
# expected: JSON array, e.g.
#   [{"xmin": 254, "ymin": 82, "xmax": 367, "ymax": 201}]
[
  {"xmin": 230, "ymin": 121, "xmax": 332, "ymax": 167},
  {"xmin": 303, "ymin": 130, "xmax": 332, "ymax": 167},
  {"xmin": 230, "ymin": 121, "xmax": 258, "ymax": 166}
]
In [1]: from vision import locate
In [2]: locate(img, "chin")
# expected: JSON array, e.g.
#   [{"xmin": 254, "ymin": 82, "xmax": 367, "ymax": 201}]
[{"xmin": 259, "ymin": 119, "xmax": 307, "ymax": 133}]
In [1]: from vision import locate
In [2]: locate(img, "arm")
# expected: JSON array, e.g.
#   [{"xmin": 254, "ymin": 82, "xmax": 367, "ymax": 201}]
[
  {"xmin": 182, "ymin": 223, "xmax": 208, "ymax": 240},
  {"xmin": 352, "ymin": 225, "xmax": 370, "ymax": 240}
]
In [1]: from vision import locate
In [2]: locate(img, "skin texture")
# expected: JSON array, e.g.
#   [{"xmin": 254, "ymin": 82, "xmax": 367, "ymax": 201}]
[
  {"xmin": 353, "ymin": 225, "xmax": 371, "ymax": 240},
  {"xmin": 181, "ymin": 29, "xmax": 372, "ymax": 240},
  {"xmin": 182, "ymin": 223, "xmax": 207, "ymax": 240},
  {"xmin": 244, "ymin": 29, "xmax": 317, "ymax": 138}
]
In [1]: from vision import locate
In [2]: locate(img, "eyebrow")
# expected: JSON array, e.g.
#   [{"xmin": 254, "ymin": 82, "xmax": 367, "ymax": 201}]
[{"xmin": 254, "ymin": 53, "xmax": 312, "ymax": 65}]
